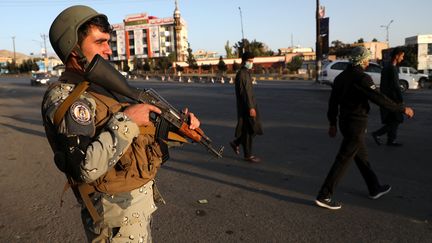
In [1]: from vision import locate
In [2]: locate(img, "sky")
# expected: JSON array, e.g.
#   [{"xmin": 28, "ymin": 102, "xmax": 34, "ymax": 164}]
[{"xmin": 0, "ymin": 0, "xmax": 431, "ymax": 58}]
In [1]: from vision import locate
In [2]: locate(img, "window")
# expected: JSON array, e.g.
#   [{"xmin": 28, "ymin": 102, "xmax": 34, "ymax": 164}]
[
  {"xmin": 331, "ymin": 62, "xmax": 348, "ymax": 70},
  {"xmin": 366, "ymin": 64, "xmax": 382, "ymax": 73},
  {"xmin": 128, "ymin": 31, "xmax": 134, "ymax": 39},
  {"xmin": 428, "ymin": 43, "xmax": 432, "ymax": 55},
  {"xmin": 409, "ymin": 67, "xmax": 418, "ymax": 74}
]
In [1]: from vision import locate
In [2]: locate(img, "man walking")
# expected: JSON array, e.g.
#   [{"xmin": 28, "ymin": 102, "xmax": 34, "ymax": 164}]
[
  {"xmin": 372, "ymin": 47, "xmax": 406, "ymax": 146},
  {"xmin": 315, "ymin": 46, "xmax": 414, "ymax": 210},
  {"xmin": 230, "ymin": 51, "xmax": 263, "ymax": 163}
]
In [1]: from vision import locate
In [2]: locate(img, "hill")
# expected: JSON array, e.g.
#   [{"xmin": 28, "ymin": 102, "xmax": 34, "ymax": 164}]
[{"xmin": 0, "ymin": 49, "xmax": 30, "ymax": 64}]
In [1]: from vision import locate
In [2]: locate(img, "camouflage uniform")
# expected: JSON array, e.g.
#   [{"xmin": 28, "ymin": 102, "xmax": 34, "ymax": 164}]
[{"xmin": 42, "ymin": 71, "xmax": 162, "ymax": 242}]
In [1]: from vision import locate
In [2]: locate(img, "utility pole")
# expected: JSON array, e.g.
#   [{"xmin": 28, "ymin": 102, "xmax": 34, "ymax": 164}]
[
  {"xmin": 238, "ymin": 6, "xmax": 245, "ymax": 54},
  {"xmin": 41, "ymin": 34, "xmax": 49, "ymax": 72},
  {"xmin": 380, "ymin": 20, "xmax": 393, "ymax": 46},
  {"xmin": 315, "ymin": 0, "xmax": 321, "ymax": 83},
  {"xmin": 12, "ymin": 36, "xmax": 16, "ymax": 63}
]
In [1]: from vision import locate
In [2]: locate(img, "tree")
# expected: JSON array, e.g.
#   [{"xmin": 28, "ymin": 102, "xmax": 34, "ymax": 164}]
[
  {"xmin": 286, "ymin": 56, "xmax": 303, "ymax": 73},
  {"xmin": 357, "ymin": 38, "xmax": 364, "ymax": 43},
  {"xmin": 233, "ymin": 38, "xmax": 250, "ymax": 57},
  {"xmin": 232, "ymin": 61, "xmax": 241, "ymax": 72},
  {"xmin": 217, "ymin": 56, "xmax": 227, "ymax": 74},
  {"xmin": 225, "ymin": 41, "xmax": 234, "ymax": 58},
  {"xmin": 330, "ymin": 40, "xmax": 346, "ymax": 49},
  {"xmin": 6, "ymin": 60, "xmax": 18, "ymax": 74},
  {"xmin": 186, "ymin": 43, "xmax": 198, "ymax": 71},
  {"xmin": 201, "ymin": 64, "xmax": 211, "ymax": 72},
  {"xmin": 233, "ymin": 38, "xmax": 273, "ymax": 57},
  {"xmin": 372, "ymin": 38, "xmax": 378, "ymax": 42},
  {"xmin": 401, "ymin": 45, "xmax": 418, "ymax": 68},
  {"xmin": 19, "ymin": 59, "xmax": 38, "ymax": 73},
  {"xmin": 143, "ymin": 58, "xmax": 151, "ymax": 73},
  {"xmin": 176, "ymin": 64, "xmax": 184, "ymax": 72},
  {"xmin": 122, "ymin": 60, "xmax": 130, "ymax": 73},
  {"xmin": 155, "ymin": 57, "xmax": 171, "ymax": 73},
  {"xmin": 329, "ymin": 40, "xmax": 352, "ymax": 58}
]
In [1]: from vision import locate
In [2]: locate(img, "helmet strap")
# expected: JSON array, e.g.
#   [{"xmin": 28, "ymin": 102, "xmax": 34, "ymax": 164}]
[{"xmin": 73, "ymin": 46, "xmax": 89, "ymax": 70}]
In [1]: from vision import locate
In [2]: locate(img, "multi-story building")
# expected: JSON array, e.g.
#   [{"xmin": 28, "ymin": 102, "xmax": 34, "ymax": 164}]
[
  {"xmin": 110, "ymin": 0, "xmax": 188, "ymax": 69},
  {"xmin": 405, "ymin": 34, "xmax": 432, "ymax": 73}
]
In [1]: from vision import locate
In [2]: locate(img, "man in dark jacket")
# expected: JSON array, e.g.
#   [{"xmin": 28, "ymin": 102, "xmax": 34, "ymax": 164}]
[
  {"xmin": 372, "ymin": 47, "xmax": 405, "ymax": 146},
  {"xmin": 230, "ymin": 51, "xmax": 263, "ymax": 163},
  {"xmin": 315, "ymin": 46, "xmax": 414, "ymax": 210}
]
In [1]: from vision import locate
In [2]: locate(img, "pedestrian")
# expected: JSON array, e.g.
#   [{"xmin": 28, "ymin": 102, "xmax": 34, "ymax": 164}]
[
  {"xmin": 230, "ymin": 51, "xmax": 263, "ymax": 163},
  {"xmin": 41, "ymin": 5, "xmax": 200, "ymax": 242},
  {"xmin": 372, "ymin": 47, "xmax": 406, "ymax": 146},
  {"xmin": 315, "ymin": 46, "xmax": 414, "ymax": 210}
]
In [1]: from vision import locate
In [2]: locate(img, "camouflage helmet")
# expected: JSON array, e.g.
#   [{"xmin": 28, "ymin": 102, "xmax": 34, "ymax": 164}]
[{"xmin": 49, "ymin": 5, "xmax": 107, "ymax": 63}]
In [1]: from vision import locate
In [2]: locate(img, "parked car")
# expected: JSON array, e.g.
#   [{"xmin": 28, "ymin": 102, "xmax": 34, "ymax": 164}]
[
  {"xmin": 398, "ymin": 66, "xmax": 428, "ymax": 90},
  {"xmin": 30, "ymin": 73, "xmax": 51, "ymax": 86},
  {"xmin": 319, "ymin": 60, "xmax": 423, "ymax": 92}
]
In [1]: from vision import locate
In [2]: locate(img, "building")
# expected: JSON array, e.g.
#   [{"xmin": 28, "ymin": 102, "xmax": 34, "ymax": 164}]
[
  {"xmin": 193, "ymin": 49, "xmax": 219, "ymax": 59},
  {"xmin": 405, "ymin": 34, "xmax": 432, "ymax": 73},
  {"xmin": 110, "ymin": 0, "xmax": 188, "ymax": 69},
  {"xmin": 278, "ymin": 47, "xmax": 314, "ymax": 55}
]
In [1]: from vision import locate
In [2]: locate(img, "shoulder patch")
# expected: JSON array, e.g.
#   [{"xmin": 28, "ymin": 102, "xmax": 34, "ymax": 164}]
[
  {"xmin": 65, "ymin": 100, "xmax": 95, "ymax": 136},
  {"xmin": 70, "ymin": 101, "xmax": 92, "ymax": 125}
]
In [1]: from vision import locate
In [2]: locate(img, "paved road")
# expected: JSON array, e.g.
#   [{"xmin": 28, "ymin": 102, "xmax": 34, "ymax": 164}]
[{"xmin": 0, "ymin": 77, "xmax": 431, "ymax": 242}]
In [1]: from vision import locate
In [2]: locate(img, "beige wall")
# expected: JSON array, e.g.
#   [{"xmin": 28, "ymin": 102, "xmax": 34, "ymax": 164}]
[{"xmin": 352, "ymin": 42, "xmax": 389, "ymax": 61}]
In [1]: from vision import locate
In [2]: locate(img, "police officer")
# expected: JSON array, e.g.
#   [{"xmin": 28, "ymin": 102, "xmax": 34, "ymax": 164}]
[
  {"xmin": 315, "ymin": 46, "xmax": 414, "ymax": 210},
  {"xmin": 42, "ymin": 5, "xmax": 200, "ymax": 242}
]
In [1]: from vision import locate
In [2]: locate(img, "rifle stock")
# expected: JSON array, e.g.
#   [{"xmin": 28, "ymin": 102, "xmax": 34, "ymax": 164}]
[{"xmin": 85, "ymin": 54, "xmax": 223, "ymax": 158}]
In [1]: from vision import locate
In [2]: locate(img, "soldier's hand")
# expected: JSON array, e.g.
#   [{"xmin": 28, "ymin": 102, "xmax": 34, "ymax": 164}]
[
  {"xmin": 124, "ymin": 104, "xmax": 161, "ymax": 126},
  {"xmin": 328, "ymin": 125, "xmax": 337, "ymax": 138},
  {"xmin": 182, "ymin": 107, "xmax": 200, "ymax": 130},
  {"xmin": 404, "ymin": 107, "xmax": 414, "ymax": 118}
]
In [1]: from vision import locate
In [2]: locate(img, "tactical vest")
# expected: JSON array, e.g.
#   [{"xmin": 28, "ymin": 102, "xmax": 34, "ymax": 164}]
[
  {"xmin": 46, "ymin": 80, "xmax": 163, "ymax": 195},
  {"xmin": 88, "ymin": 88, "xmax": 163, "ymax": 194}
]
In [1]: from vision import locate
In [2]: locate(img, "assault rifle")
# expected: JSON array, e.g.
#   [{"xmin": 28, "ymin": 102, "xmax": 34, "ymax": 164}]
[{"xmin": 85, "ymin": 54, "xmax": 224, "ymax": 160}]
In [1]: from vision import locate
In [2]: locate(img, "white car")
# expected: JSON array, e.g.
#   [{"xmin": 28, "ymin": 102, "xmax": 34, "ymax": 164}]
[
  {"xmin": 398, "ymin": 66, "xmax": 428, "ymax": 91},
  {"xmin": 318, "ymin": 60, "xmax": 422, "ymax": 92},
  {"xmin": 318, "ymin": 60, "xmax": 382, "ymax": 86}
]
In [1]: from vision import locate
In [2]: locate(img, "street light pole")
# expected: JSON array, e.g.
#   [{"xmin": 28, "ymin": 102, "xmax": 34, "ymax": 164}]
[
  {"xmin": 238, "ymin": 6, "xmax": 245, "ymax": 54},
  {"xmin": 315, "ymin": 0, "xmax": 321, "ymax": 83},
  {"xmin": 380, "ymin": 20, "xmax": 393, "ymax": 46},
  {"xmin": 238, "ymin": 7, "xmax": 245, "ymax": 41}
]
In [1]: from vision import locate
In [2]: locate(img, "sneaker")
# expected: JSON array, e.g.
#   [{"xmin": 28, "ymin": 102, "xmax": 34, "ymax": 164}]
[
  {"xmin": 369, "ymin": 185, "xmax": 391, "ymax": 199},
  {"xmin": 371, "ymin": 133, "xmax": 382, "ymax": 145},
  {"xmin": 386, "ymin": 141, "xmax": 402, "ymax": 147},
  {"xmin": 244, "ymin": 156, "xmax": 261, "ymax": 163},
  {"xmin": 229, "ymin": 141, "xmax": 240, "ymax": 155},
  {"xmin": 315, "ymin": 197, "xmax": 342, "ymax": 210}
]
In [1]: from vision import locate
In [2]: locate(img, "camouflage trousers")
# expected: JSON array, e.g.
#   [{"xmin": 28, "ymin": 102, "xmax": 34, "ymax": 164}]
[{"xmin": 82, "ymin": 180, "xmax": 158, "ymax": 243}]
